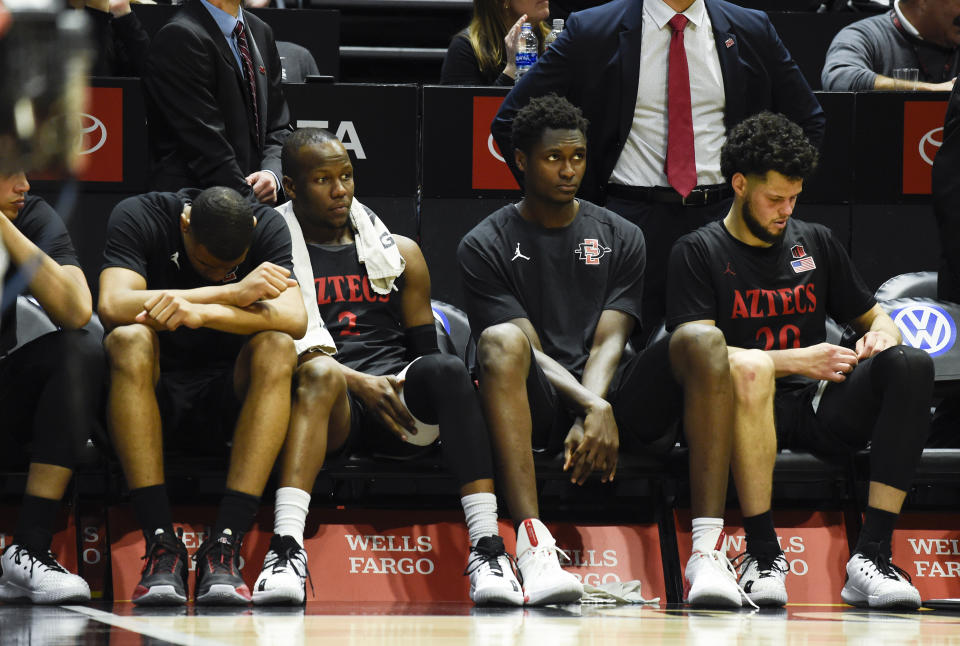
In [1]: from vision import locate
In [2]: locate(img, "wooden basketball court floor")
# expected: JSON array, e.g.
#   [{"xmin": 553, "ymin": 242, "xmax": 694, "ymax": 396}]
[{"xmin": 4, "ymin": 602, "xmax": 960, "ymax": 645}]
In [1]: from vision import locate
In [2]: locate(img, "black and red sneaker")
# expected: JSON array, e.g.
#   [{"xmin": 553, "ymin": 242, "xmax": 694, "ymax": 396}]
[
  {"xmin": 132, "ymin": 528, "xmax": 189, "ymax": 605},
  {"xmin": 194, "ymin": 529, "xmax": 252, "ymax": 605}
]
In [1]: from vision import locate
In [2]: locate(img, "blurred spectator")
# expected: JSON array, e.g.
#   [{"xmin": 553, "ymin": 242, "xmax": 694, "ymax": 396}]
[
  {"xmin": 822, "ymin": 0, "xmax": 959, "ymax": 91},
  {"xmin": 277, "ymin": 40, "xmax": 319, "ymax": 83},
  {"xmin": 85, "ymin": 0, "xmax": 151, "ymax": 76},
  {"xmin": 142, "ymin": 0, "xmax": 292, "ymax": 205},
  {"xmin": 934, "ymin": 80, "xmax": 960, "ymax": 302},
  {"xmin": 440, "ymin": 0, "xmax": 550, "ymax": 86}
]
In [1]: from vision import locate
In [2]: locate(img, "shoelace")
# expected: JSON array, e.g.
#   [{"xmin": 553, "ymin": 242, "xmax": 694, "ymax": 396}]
[
  {"xmin": 10, "ymin": 545, "xmax": 67, "ymax": 577},
  {"xmin": 194, "ymin": 534, "xmax": 240, "ymax": 575},
  {"xmin": 863, "ymin": 552, "xmax": 913, "ymax": 583},
  {"xmin": 463, "ymin": 543, "xmax": 523, "ymax": 586},
  {"xmin": 699, "ymin": 550, "xmax": 759, "ymax": 610},
  {"xmin": 141, "ymin": 528, "xmax": 185, "ymax": 575},
  {"xmin": 732, "ymin": 552, "xmax": 788, "ymax": 579},
  {"xmin": 264, "ymin": 543, "xmax": 315, "ymax": 597}
]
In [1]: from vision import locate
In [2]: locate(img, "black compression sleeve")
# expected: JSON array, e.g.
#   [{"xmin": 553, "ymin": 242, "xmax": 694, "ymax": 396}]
[{"xmin": 405, "ymin": 323, "xmax": 440, "ymax": 360}]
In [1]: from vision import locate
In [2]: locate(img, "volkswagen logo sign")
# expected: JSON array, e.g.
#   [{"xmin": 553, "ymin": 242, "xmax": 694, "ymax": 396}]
[
  {"xmin": 919, "ymin": 126, "xmax": 943, "ymax": 166},
  {"xmin": 892, "ymin": 304, "xmax": 956, "ymax": 357},
  {"xmin": 79, "ymin": 113, "xmax": 107, "ymax": 155}
]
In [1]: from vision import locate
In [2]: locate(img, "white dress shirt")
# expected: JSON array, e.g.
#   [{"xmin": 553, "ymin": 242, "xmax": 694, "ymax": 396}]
[{"xmin": 609, "ymin": 0, "xmax": 727, "ymax": 188}]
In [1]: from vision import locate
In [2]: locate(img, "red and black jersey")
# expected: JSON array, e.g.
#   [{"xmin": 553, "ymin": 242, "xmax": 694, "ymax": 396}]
[
  {"xmin": 307, "ymin": 241, "xmax": 407, "ymax": 376},
  {"xmin": 666, "ymin": 219, "xmax": 875, "ymax": 388}
]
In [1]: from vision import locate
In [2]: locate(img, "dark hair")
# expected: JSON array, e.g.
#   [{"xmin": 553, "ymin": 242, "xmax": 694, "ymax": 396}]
[
  {"xmin": 511, "ymin": 93, "xmax": 589, "ymax": 154},
  {"xmin": 281, "ymin": 127, "xmax": 340, "ymax": 181},
  {"xmin": 189, "ymin": 187, "xmax": 255, "ymax": 261},
  {"xmin": 720, "ymin": 112, "xmax": 819, "ymax": 183}
]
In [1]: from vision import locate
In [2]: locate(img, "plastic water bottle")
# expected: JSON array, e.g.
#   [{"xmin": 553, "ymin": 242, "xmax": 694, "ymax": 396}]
[
  {"xmin": 545, "ymin": 18, "xmax": 564, "ymax": 48},
  {"xmin": 515, "ymin": 23, "xmax": 538, "ymax": 80}
]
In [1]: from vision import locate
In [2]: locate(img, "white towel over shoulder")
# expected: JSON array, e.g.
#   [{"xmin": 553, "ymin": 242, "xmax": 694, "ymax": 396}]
[
  {"xmin": 274, "ymin": 201, "xmax": 337, "ymax": 356},
  {"xmin": 350, "ymin": 198, "xmax": 405, "ymax": 295}
]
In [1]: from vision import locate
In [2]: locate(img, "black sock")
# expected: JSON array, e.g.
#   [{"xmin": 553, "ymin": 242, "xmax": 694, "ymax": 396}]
[
  {"xmin": 743, "ymin": 511, "xmax": 780, "ymax": 557},
  {"xmin": 13, "ymin": 495, "xmax": 61, "ymax": 553},
  {"xmin": 214, "ymin": 489, "xmax": 260, "ymax": 537},
  {"xmin": 856, "ymin": 506, "xmax": 899, "ymax": 556},
  {"xmin": 130, "ymin": 484, "xmax": 174, "ymax": 542}
]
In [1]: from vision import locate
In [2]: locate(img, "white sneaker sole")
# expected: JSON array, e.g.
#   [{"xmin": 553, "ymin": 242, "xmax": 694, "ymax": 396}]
[
  {"xmin": 252, "ymin": 585, "xmax": 306, "ymax": 606},
  {"xmin": 841, "ymin": 584, "xmax": 921, "ymax": 609},
  {"xmin": 0, "ymin": 581, "xmax": 90, "ymax": 605},
  {"xmin": 132, "ymin": 584, "xmax": 187, "ymax": 606},
  {"xmin": 195, "ymin": 583, "xmax": 252, "ymax": 606},
  {"xmin": 524, "ymin": 581, "xmax": 583, "ymax": 606},
  {"xmin": 744, "ymin": 585, "xmax": 788, "ymax": 607},
  {"xmin": 471, "ymin": 584, "xmax": 524, "ymax": 606},
  {"xmin": 687, "ymin": 586, "xmax": 742, "ymax": 608}
]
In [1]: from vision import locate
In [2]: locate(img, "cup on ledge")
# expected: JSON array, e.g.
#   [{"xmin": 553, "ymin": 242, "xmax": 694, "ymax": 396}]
[{"xmin": 893, "ymin": 68, "xmax": 920, "ymax": 91}]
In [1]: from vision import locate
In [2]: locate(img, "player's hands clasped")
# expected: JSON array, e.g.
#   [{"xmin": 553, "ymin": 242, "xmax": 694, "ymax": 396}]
[
  {"xmin": 231, "ymin": 262, "xmax": 297, "ymax": 307},
  {"xmin": 856, "ymin": 330, "xmax": 898, "ymax": 360},
  {"xmin": 801, "ymin": 342, "xmax": 859, "ymax": 382},
  {"xmin": 136, "ymin": 292, "xmax": 205, "ymax": 330},
  {"xmin": 563, "ymin": 400, "xmax": 619, "ymax": 485},
  {"xmin": 355, "ymin": 374, "xmax": 418, "ymax": 442}
]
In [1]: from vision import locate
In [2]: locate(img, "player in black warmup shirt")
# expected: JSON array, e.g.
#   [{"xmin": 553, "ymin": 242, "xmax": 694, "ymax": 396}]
[
  {"xmin": 667, "ymin": 112, "xmax": 933, "ymax": 609},
  {"xmin": 459, "ymin": 95, "xmax": 751, "ymax": 608},
  {"xmin": 99, "ymin": 187, "xmax": 306, "ymax": 606},
  {"xmin": 249, "ymin": 128, "xmax": 521, "ymax": 606},
  {"xmin": 0, "ymin": 171, "xmax": 103, "ymax": 604}
]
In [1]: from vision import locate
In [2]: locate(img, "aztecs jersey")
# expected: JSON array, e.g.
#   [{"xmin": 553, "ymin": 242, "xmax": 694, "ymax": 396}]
[
  {"xmin": 458, "ymin": 200, "xmax": 645, "ymax": 379},
  {"xmin": 666, "ymin": 219, "xmax": 875, "ymax": 353},
  {"xmin": 307, "ymin": 241, "xmax": 407, "ymax": 376}
]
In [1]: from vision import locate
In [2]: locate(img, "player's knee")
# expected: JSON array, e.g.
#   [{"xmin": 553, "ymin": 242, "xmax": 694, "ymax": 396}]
[
  {"xmin": 247, "ymin": 331, "xmax": 297, "ymax": 376},
  {"xmin": 670, "ymin": 323, "xmax": 727, "ymax": 373},
  {"xmin": 476, "ymin": 323, "xmax": 530, "ymax": 375},
  {"xmin": 296, "ymin": 355, "xmax": 346, "ymax": 403},
  {"xmin": 420, "ymin": 352, "xmax": 469, "ymax": 384},
  {"xmin": 103, "ymin": 324, "xmax": 157, "ymax": 371},
  {"xmin": 872, "ymin": 345, "xmax": 934, "ymax": 395},
  {"xmin": 729, "ymin": 349, "xmax": 776, "ymax": 404}
]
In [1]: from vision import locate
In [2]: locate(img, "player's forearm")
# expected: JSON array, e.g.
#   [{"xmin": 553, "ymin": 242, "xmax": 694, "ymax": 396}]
[
  {"xmin": 199, "ymin": 298, "xmax": 307, "ymax": 338},
  {"xmin": 580, "ymin": 340, "xmax": 624, "ymax": 401},
  {"xmin": 98, "ymin": 285, "xmax": 237, "ymax": 328},
  {"xmin": 1, "ymin": 219, "xmax": 91, "ymax": 328},
  {"xmin": 869, "ymin": 313, "xmax": 902, "ymax": 344},
  {"xmin": 765, "ymin": 347, "xmax": 811, "ymax": 379},
  {"xmin": 533, "ymin": 348, "xmax": 607, "ymax": 414}
]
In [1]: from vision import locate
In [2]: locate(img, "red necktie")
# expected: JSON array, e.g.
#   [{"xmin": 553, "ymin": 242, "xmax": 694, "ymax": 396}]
[
  {"xmin": 233, "ymin": 20, "xmax": 261, "ymax": 147},
  {"xmin": 666, "ymin": 14, "xmax": 697, "ymax": 198}
]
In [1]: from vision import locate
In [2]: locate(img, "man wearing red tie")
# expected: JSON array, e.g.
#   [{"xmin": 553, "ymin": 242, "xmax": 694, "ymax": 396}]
[{"xmin": 492, "ymin": 0, "xmax": 825, "ymax": 335}]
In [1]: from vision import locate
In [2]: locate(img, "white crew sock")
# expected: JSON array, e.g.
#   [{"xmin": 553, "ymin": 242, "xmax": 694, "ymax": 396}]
[
  {"xmin": 460, "ymin": 492, "xmax": 499, "ymax": 546},
  {"xmin": 273, "ymin": 487, "xmax": 311, "ymax": 547},
  {"xmin": 691, "ymin": 517, "xmax": 725, "ymax": 554}
]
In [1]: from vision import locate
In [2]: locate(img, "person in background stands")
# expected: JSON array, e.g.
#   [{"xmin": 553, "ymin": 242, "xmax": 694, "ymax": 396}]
[
  {"xmin": 822, "ymin": 0, "xmax": 959, "ymax": 91},
  {"xmin": 441, "ymin": 0, "xmax": 550, "ymax": 86}
]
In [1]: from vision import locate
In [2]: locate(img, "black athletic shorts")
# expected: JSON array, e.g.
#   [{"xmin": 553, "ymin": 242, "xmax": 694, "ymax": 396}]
[
  {"xmin": 526, "ymin": 335, "xmax": 683, "ymax": 457},
  {"xmin": 156, "ymin": 367, "xmax": 240, "ymax": 455},
  {"xmin": 774, "ymin": 382, "xmax": 862, "ymax": 462}
]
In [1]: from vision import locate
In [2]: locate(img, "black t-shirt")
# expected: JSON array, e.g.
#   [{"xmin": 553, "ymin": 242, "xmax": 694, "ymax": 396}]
[
  {"xmin": 1, "ymin": 196, "xmax": 81, "ymax": 355},
  {"xmin": 666, "ymin": 219, "xmax": 876, "ymax": 389},
  {"xmin": 101, "ymin": 189, "xmax": 295, "ymax": 370},
  {"xmin": 458, "ymin": 200, "xmax": 645, "ymax": 379},
  {"xmin": 440, "ymin": 31, "xmax": 514, "ymax": 87},
  {"xmin": 307, "ymin": 241, "xmax": 407, "ymax": 376}
]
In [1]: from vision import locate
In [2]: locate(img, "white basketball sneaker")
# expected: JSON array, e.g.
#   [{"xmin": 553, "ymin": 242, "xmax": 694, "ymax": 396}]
[
  {"xmin": 464, "ymin": 535, "xmax": 524, "ymax": 606},
  {"xmin": 735, "ymin": 551, "xmax": 789, "ymax": 607},
  {"xmin": 515, "ymin": 518, "xmax": 583, "ymax": 606},
  {"xmin": 252, "ymin": 535, "xmax": 310, "ymax": 606},
  {"xmin": 0, "ymin": 544, "xmax": 91, "ymax": 604},
  {"xmin": 685, "ymin": 543, "xmax": 754, "ymax": 608},
  {"xmin": 841, "ymin": 543, "xmax": 921, "ymax": 609}
]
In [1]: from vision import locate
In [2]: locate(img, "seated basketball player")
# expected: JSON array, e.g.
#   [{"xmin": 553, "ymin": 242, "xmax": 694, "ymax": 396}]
[
  {"xmin": 249, "ymin": 128, "xmax": 521, "ymax": 606},
  {"xmin": 99, "ymin": 187, "xmax": 306, "ymax": 605},
  {"xmin": 0, "ymin": 171, "xmax": 103, "ymax": 604},
  {"xmin": 457, "ymin": 95, "xmax": 745, "ymax": 607},
  {"xmin": 666, "ymin": 112, "xmax": 933, "ymax": 609}
]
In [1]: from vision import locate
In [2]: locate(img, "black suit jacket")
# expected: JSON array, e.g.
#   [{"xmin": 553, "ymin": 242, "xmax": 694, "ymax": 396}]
[
  {"xmin": 492, "ymin": 0, "xmax": 826, "ymax": 202},
  {"xmin": 142, "ymin": 0, "xmax": 291, "ymax": 201},
  {"xmin": 933, "ymin": 82, "xmax": 960, "ymax": 301}
]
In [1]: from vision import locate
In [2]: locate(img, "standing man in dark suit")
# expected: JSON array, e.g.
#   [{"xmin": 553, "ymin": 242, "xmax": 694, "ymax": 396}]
[
  {"xmin": 142, "ymin": 0, "xmax": 292, "ymax": 205},
  {"xmin": 492, "ymin": 0, "xmax": 826, "ymax": 334},
  {"xmin": 934, "ymin": 79, "xmax": 960, "ymax": 302}
]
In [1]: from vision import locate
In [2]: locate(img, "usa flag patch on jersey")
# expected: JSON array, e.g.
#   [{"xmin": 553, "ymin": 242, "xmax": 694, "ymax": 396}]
[{"xmin": 790, "ymin": 257, "xmax": 816, "ymax": 273}]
